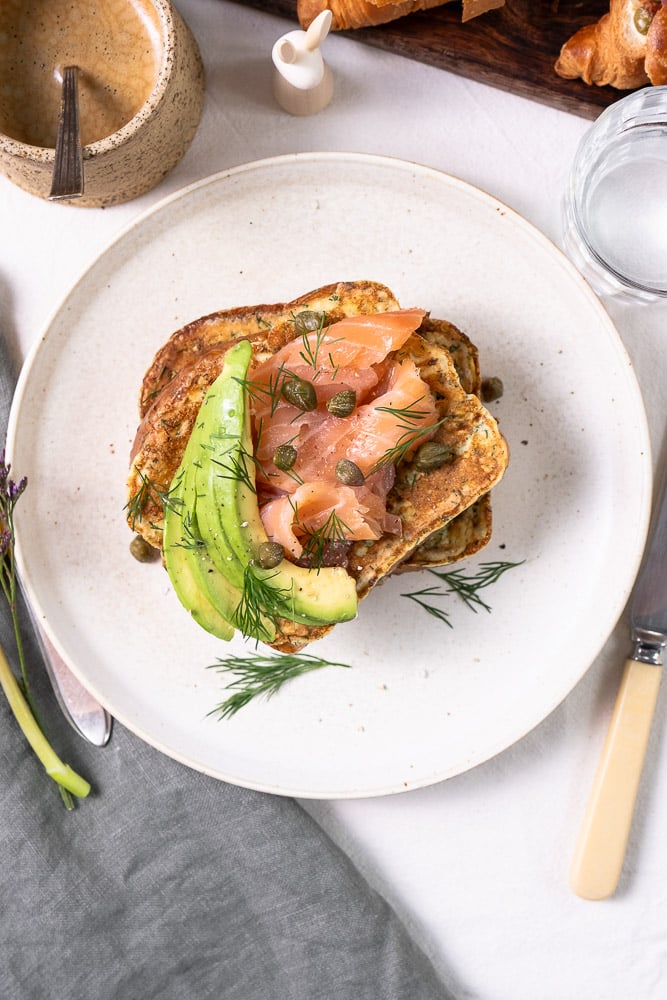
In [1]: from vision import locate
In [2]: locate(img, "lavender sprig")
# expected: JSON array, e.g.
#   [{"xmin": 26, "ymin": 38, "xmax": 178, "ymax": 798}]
[{"xmin": 0, "ymin": 449, "xmax": 90, "ymax": 808}]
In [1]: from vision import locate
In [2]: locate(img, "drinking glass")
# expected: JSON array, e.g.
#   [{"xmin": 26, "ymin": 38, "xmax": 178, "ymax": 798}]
[{"xmin": 562, "ymin": 86, "xmax": 667, "ymax": 304}]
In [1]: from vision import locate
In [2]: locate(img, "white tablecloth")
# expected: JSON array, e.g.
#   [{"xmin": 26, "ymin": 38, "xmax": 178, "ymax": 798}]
[{"xmin": 3, "ymin": 3, "xmax": 666, "ymax": 997}]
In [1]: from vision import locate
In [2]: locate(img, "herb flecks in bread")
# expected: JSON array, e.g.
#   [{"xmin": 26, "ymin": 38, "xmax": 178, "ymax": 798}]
[{"xmin": 126, "ymin": 281, "xmax": 509, "ymax": 653}]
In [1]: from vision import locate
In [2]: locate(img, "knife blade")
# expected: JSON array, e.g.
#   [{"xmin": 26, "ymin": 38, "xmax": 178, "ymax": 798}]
[
  {"xmin": 22, "ymin": 586, "xmax": 113, "ymax": 748},
  {"xmin": 570, "ymin": 471, "xmax": 667, "ymax": 900}
]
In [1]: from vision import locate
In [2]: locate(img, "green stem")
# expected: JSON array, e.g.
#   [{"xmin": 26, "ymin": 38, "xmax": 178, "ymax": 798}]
[
  {"xmin": 0, "ymin": 641, "xmax": 90, "ymax": 798},
  {"xmin": 2, "ymin": 544, "xmax": 44, "ymax": 725}
]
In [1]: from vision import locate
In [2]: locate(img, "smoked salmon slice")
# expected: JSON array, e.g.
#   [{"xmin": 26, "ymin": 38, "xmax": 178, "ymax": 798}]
[
  {"xmin": 252, "ymin": 307, "xmax": 426, "ymax": 387},
  {"xmin": 260, "ymin": 482, "xmax": 385, "ymax": 560},
  {"xmin": 250, "ymin": 308, "xmax": 437, "ymax": 561}
]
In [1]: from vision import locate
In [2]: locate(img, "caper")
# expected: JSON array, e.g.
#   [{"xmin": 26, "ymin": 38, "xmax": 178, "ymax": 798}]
[
  {"xmin": 326, "ymin": 389, "xmax": 357, "ymax": 418},
  {"xmin": 335, "ymin": 458, "xmax": 365, "ymax": 486},
  {"xmin": 281, "ymin": 376, "xmax": 317, "ymax": 411},
  {"xmin": 273, "ymin": 443, "xmax": 298, "ymax": 471},
  {"xmin": 129, "ymin": 534, "xmax": 159, "ymax": 563},
  {"xmin": 413, "ymin": 441, "xmax": 455, "ymax": 472},
  {"xmin": 481, "ymin": 376, "xmax": 504, "ymax": 403},
  {"xmin": 257, "ymin": 541, "xmax": 285, "ymax": 569},
  {"xmin": 294, "ymin": 310, "xmax": 326, "ymax": 335},
  {"xmin": 634, "ymin": 6, "xmax": 652, "ymax": 34}
]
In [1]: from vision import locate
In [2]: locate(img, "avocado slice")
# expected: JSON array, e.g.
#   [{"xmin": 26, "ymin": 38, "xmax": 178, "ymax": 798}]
[
  {"xmin": 163, "ymin": 467, "xmax": 237, "ymax": 641},
  {"xmin": 193, "ymin": 340, "xmax": 358, "ymax": 633},
  {"xmin": 163, "ymin": 353, "xmax": 277, "ymax": 643}
]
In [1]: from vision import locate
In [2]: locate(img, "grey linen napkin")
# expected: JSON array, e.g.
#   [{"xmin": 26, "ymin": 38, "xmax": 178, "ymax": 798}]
[{"xmin": 0, "ymin": 336, "xmax": 455, "ymax": 1000}]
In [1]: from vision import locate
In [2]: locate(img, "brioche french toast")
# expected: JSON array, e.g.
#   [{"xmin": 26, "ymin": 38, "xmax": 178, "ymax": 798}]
[{"xmin": 127, "ymin": 281, "xmax": 508, "ymax": 652}]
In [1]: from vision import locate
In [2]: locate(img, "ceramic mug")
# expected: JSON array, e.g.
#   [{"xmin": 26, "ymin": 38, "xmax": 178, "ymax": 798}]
[{"xmin": 0, "ymin": 0, "xmax": 205, "ymax": 207}]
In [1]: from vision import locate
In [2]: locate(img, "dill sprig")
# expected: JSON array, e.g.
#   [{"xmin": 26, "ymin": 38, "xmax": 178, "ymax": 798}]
[
  {"xmin": 371, "ymin": 416, "xmax": 446, "ymax": 474},
  {"xmin": 208, "ymin": 652, "xmax": 350, "ymax": 719},
  {"xmin": 236, "ymin": 363, "xmax": 294, "ymax": 417},
  {"xmin": 211, "ymin": 438, "xmax": 256, "ymax": 494},
  {"xmin": 401, "ymin": 560, "xmax": 524, "ymax": 622},
  {"xmin": 234, "ymin": 564, "xmax": 294, "ymax": 642},
  {"xmin": 295, "ymin": 504, "xmax": 351, "ymax": 570},
  {"xmin": 374, "ymin": 395, "xmax": 433, "ymax": 425},
  {"xmin": 400, "ymin": 585, "xmax": 455, "ymax": 627},
  {"xmin": 125, "ymin": 467, "xmax": 182, "ymax": 528},
  {"xmin": 297, "ymin": 313, "xmax": 328, "ymax": 371},
  {"xmin": 0, "ymin": 450, "xmax": 90, "ymax": 808},
  {"xmin": 172, "ymin": 509, "xmax": 206, "ymax": 551},
  {"xmin": 235, "ymin": 370, "xmax": 282, "ymax": 416},
  {"xmin": 275, "ymin": 462, "xmax": 304, "ymax": 488},
  {"xmin": 369, "ymin": 392, "xmax": 445, "ymax": 474},
  {"xmin": 327, "ymin": 352, "xmax": 341, "ymax": 379},
  {"xmin": 431, "ymin": 560, "xmax": 524, "ymax": 612}
]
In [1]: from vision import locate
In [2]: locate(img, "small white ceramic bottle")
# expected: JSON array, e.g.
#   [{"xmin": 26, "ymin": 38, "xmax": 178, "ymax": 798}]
[{"xmin": 271, "ymin": 10, "xmax": 334, "ymax": 116}]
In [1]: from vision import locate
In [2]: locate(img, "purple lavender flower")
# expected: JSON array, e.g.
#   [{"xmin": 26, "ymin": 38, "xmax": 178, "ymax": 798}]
[
  {"xmin": 8, "ymin": 476, "xmax": 27, "ymax": 501},
  {"xmin": 0, "ymin": 447, "xmax": 27, "ymax": 513}
]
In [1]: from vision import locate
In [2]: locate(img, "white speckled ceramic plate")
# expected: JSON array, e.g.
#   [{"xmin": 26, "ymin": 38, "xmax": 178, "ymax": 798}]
[{"xmin": 7, "ymin": 153, "xmax": 651, "ymax": 797}]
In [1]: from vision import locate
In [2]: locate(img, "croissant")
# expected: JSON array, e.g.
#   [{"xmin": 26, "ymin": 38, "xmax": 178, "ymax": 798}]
[
  {"xmin": 645, "ymin": 5, "xmax": 667, "ymax": 82},
  {"xmin": 297, "ymin": 0, "xmax": 504, "ymax": 32},
  {"xmin": 555, "ymin": 0, "xmax": 667, "ymax": 89}
]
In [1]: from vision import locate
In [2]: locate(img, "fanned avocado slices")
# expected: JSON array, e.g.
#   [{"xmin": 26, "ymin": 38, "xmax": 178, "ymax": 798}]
[{"xmin": 163, "ymin": 339, "xmax": 358, "ymax": 643}]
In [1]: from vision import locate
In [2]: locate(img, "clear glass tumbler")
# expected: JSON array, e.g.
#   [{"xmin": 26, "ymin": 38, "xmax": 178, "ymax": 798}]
[{"xmin": 562, "ymin": 85, "xmax": 667, "ymax": 304}]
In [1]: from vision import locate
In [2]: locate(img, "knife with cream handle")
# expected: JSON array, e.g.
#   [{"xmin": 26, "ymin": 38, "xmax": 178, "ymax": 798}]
[{"xmin": 569, "ymin": 471, "xmax": 667, "ymax": 900}]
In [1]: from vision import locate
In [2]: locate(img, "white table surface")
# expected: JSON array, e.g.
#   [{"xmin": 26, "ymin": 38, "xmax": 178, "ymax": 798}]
[{"xmin": 3, "ymin": 2, "xmax": 667, "ymax": 998}]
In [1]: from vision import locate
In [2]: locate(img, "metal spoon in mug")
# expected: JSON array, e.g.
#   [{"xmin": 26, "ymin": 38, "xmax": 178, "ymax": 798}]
[{"xmin": 49, "ymin": 65, "xmax": 84, "ymax": 201}]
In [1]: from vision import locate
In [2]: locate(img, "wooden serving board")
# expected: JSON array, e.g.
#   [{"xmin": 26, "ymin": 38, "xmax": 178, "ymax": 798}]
[{"xmin": 234, "ymin": 0, "xmax": 621, "ymax": 119}]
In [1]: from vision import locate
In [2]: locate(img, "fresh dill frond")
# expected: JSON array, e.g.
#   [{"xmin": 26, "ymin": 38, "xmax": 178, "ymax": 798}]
[
  {"xmin": 327, "ymin": 352, "xmax": 341, "ymax": 379},
  {"xmin": 399, "ymin": 585, "xmax": 454, "ymax": 628},
  {"xmin": 172, "ymin": 509, "xmax": 205, "ymax": 551},
  {"xmin": 374, "ymin": 395, "xmax": 433, "ymax": 425},
  {"xmin": 277, "ymin": 463, "xmax": 304, "ymax": 487},
  {"xmin": 234, "ymin": 564, "xmax": 294, "ymax": 641},
  {"xmin": 296, "ymin": 505, "xmax": 351, "ymax": 569},
  {"xmin": 125, "ymin": 468, "xmax": 183, "ymax": 527},
  {"xmin": 208, "ymin": 652, "xmax": 350, "ymax": 719},
  {"xmin": 236, "ymin": 363, "xmax": 301, "ymax": 417},
  {"xmin": 430, "ymin": 560, "xmax": 524, "ymax": 613},
  {"xmin": 211, "ymin": 439, "xmax": 256, "ymax": 494},
  {"xmin": 370, "ymin": 417, "xmax": 446, "ymax": 474},
  {"xmin": 298, "ymin": 313, "xmax": 328, "ymax": 370},
  {"xmin": 401, "ymin": 560, "xmax": 524, "ymax": 624},
  {"xmin": 235, "ymin": 368, "xmax": 284, "ymax": 417}
]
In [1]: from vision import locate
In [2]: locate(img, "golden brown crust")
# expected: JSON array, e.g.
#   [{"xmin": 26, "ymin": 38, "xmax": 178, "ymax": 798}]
[
  {"xmin": 137, "ymin": 283, "xmax": 394, "ymax": 418},
  {"xmin": 297, "ymin": 0, "xmax": 446, "ymax": 30},
  {"xmin": 646, "ymin": 7, "xmax": 667, "ymax": 84},
  {"xmin": 419, "ymin": 317, "xmax": 480, "ymax": 395},
  {"xmin": 297, "ymin": 0, "xmax": 504, "ymax": 29},
  {"xmin": 554, "ymin": 1, "xmax": 665, "ymax": 90},
  {"xmin": 139, "ymin": 280, "xmax": 400, "ymax": 417},
  {"xmin": 399, "ymin": 494, "xmax": 492, "ymax": 571},
  {"xmin": 128, "ymin": 351, "xmax": 228, "ymax": 548},
  {"xmin": 127, "ymin": 282, "xmax": 509, "ymax": 652},
  {"xmin": 129, "ymin": 281, "xmax": 401, "ymax": 548},
  {"xmin": 346, "ymin": 331, "xmax": 508, "ymax": 600}
]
